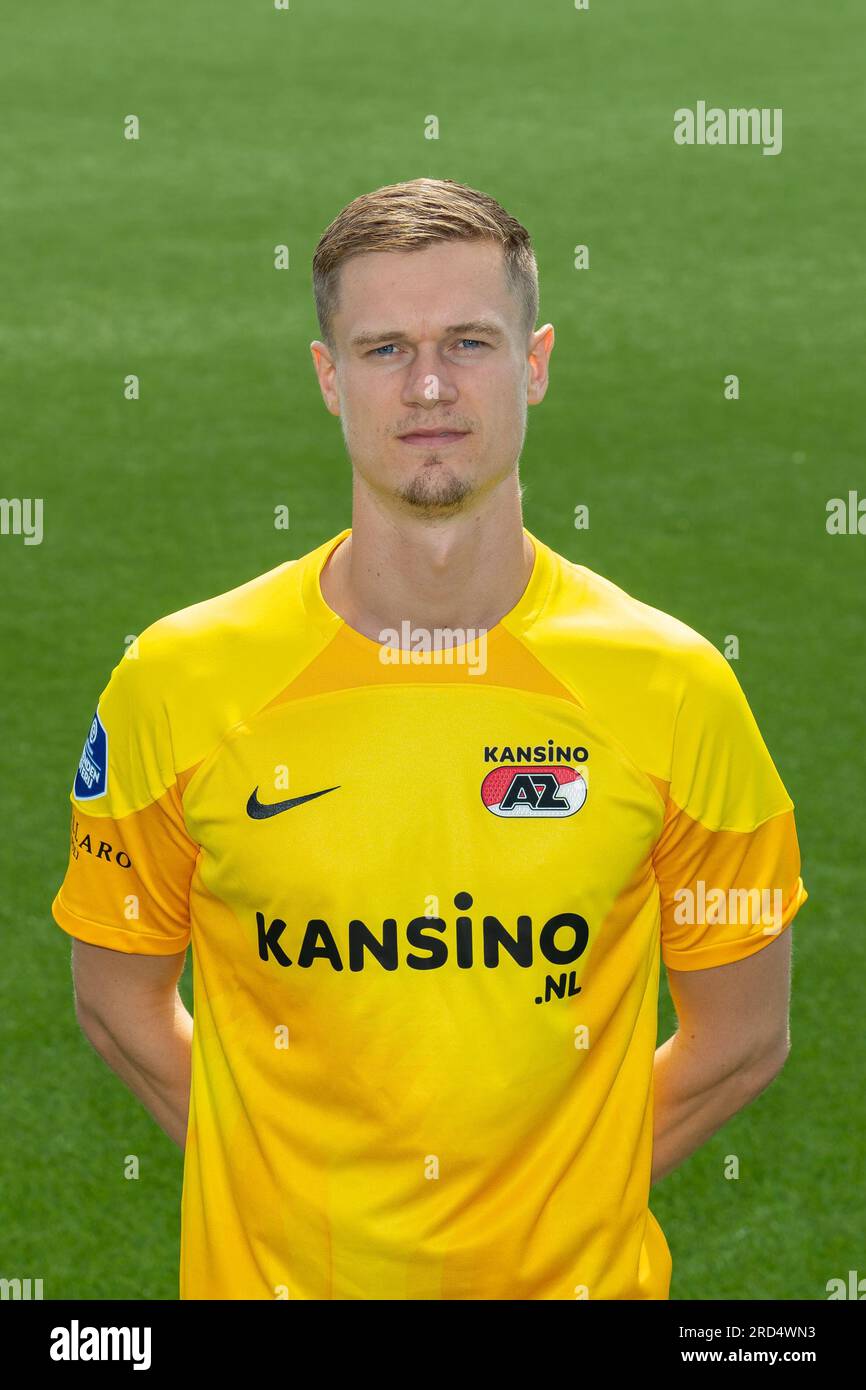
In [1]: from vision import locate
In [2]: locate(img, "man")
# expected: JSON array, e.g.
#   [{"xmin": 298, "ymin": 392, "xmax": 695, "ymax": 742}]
[{"xmin": 53, "ymin": 177, "xmax": 808, "ymax": 1300}]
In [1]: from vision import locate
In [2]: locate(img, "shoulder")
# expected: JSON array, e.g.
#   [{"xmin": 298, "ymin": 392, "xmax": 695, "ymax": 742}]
[
  {"xmin": 523, "ymin": 543, "xmax": 770, "ymax": 794},
  {"xmin": 536, "ymin": 543, "xmax": 733, "ymax": 699},
  {"xmin": 95, "ymin": 549, "xmax": 318, "ymax": 777},
  {"xmin": 131, "ymin": 556, "xmax": 302, "ymax": 680}
]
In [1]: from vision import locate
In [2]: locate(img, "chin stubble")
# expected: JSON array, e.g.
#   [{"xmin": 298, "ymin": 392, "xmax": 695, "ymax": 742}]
[{"xmin": 397, "ymin": 465, "xmax": 474, "ymax": 513}]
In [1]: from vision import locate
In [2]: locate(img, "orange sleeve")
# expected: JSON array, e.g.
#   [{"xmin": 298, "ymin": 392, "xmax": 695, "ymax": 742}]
[
  {"xmin": 52, "ymin": 643, "xmax": 198, "ymax": 956},
  {"xmin": 654, "ymin": 643, "xmax": 808, "ymax": 971}
]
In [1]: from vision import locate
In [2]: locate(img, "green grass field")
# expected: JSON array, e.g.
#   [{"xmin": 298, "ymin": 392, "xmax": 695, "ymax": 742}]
[{"xmin": 1, "ymin": 0, "xmax": 863, "ymax": 1299}]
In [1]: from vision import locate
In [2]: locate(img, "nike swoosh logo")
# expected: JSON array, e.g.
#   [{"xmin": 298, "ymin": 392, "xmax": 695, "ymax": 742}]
[{"xmin": 246, "ymin": 785, "xmax": 340, "ymax": 819}]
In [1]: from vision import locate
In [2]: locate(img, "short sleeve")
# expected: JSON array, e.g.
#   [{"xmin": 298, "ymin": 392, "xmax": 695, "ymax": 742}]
[
  {"xmin": 52, "ymin": 642, "xmax": 199, "ymax": 955},
  {"xmin": 653, "ymin": 641, "xmax": 808, "ymax": 971}
]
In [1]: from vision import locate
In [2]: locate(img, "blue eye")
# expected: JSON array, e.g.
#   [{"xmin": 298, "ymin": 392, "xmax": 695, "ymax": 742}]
[{"xmin": 369, "ymin": 339, "xmax": 488, "ymax": 358}]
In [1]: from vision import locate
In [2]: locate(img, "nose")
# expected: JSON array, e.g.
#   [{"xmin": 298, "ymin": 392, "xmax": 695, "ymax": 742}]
[{"xmin": 400, "ymin": 346, "xmax": 459, "ymax": 409}]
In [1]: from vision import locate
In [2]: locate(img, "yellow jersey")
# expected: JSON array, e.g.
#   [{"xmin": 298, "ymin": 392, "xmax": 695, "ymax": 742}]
[{"xmin": 52, "ymin": 527, "xmax": 808, "ymax": 1299}]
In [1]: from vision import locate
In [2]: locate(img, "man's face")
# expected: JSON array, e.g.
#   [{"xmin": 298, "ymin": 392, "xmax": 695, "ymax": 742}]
[{"xmin": 310, "ymin": 239, "xmax": 553, "ymax": 518}]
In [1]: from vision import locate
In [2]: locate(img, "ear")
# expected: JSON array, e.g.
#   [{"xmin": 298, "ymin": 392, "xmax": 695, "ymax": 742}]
[{"xmin": 310, "ymin": 340, "xmax": 341, "ymax": 417}]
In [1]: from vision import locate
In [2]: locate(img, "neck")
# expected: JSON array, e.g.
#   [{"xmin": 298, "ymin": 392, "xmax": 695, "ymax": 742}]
[{"xmin": 320, "ymin": 479, "xmax": 534, "ymax": 645}]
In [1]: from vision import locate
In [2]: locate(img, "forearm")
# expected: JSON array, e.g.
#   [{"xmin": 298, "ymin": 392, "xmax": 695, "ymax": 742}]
[
  {"xmin": 651, "ymin": 1028, "xmax": 783, "ymax": 1185},
  {"xmin": 77, "ymin": 990, "xmax": 193, "ymax": 1150}
]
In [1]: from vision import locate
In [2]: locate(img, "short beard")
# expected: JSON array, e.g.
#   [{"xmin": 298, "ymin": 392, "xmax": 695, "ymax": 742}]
[{"xmin": 396, "ymin": 463, "xmax": 474, "ymax": 515}]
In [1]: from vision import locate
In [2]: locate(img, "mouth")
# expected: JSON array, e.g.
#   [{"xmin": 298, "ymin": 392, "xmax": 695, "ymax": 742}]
[{"xmin": 397, "ymin": 430, "xmax": 469, "ymax": 448}]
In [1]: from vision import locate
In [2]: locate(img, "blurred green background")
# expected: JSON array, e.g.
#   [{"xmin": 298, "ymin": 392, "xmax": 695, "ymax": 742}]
[{"xmin": 1, "ymin": 0, "xmax": 863, "ymax": 1299}]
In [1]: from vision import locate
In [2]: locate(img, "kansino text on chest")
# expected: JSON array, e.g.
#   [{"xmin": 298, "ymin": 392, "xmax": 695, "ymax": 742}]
[{"xmin": 255, "ymin": 892, "xmax": 590, "ymax": 975}]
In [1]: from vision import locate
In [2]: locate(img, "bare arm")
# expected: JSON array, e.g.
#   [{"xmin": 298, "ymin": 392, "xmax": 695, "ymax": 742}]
[
  {"xmin": 70, "ymin": 938, "xmax": 193, "ymax": 1150},
  {"xmin": 652, "ymin": 927, "xmax": 792, "ymax": 1185}
]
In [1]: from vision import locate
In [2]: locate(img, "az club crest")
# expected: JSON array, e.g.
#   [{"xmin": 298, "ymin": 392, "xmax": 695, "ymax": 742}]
[{"xmin": 480, "ymin": 765, "xmax": 588, "ymax": 818}]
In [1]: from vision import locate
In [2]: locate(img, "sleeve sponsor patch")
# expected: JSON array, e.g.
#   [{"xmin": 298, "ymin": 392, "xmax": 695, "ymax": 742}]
[{"xmin": 73, "ymin": 710, "xmax": 109, "ymax": 800}]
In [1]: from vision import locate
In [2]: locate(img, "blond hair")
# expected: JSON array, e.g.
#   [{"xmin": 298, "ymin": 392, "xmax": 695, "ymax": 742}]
[{"xmin": 312, "ymin": 178, "xmax": 538, "ymax": 351}]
